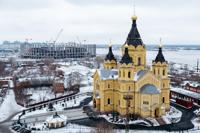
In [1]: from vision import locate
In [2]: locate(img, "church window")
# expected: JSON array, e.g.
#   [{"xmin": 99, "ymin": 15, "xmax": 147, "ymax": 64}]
[
  {"xmin": 108, "ymin": 98, "xmax": 110, "ymax": 104},
  {"xmin": 163, "ymin": 83, "xmax": 165, "ymax": 88},
  {"xmin": 108, "ymin": 84, "xmax": 110, "ymax": 88},
  {"xmin": 163, "ymin": 69, "xmax": 165, "ymax": 76},
  {"xmin": 128, "ymin": 71, "xmax": 131, "ymax": 78},
  {"xmin": 162, "ymin": 97, "xmax": 165, "ymax": 103},
  {"xmin": 138, "ymin": 57, "xmax": 141, "ymax": 65},
  {"xmin": 143, "ymin": 101, "xmax": 149, "ymax": 105},
  {"xmin": 154, "ymin": 69, "xmax": 156, "ymax": 74},
  {"xmin": 118, "ymin": 100, "xmax": 120, "ymax": 105},
  {"xmin": 123, "ymin": 71, "xmax": 125, "ymax": 77},
  {"xmin": 158, "ymin": 69, "xmax": 160, "ymax": 75},
  {"xmin": 128, "ymin": 101, "xmax": 131, "ymax": 107},
  {"xmin": 119, "ymin": 70, "xmax": 121, "ymax": 77}
]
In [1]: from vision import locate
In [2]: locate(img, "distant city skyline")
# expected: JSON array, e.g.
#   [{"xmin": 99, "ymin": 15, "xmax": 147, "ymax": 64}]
[{"xmin": 0, "ymin": 0, "xmax": 200, "ymax": 45}]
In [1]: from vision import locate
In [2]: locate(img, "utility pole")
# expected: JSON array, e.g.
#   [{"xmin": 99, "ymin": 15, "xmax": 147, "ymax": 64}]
[
  {"xmin": 197, "ymin": 58, "xmax": 199, "ymax": 72},
  {"xmin": 123, "ymin": 89, "xmax": 133, "ymax": 133}
]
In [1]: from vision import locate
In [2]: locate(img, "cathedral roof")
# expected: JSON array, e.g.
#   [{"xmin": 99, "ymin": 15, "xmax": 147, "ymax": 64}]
[
  {"xmin": 120, "ymin": 45, "xmax": 133, "ymax": 65},
  {"xmin": 154, "ymin": 46, "xmax": 166, "ymax": 63},
  {"xmin": 98, "ymin": 69, "xmax": 118, "ymax": 80},
  {"xmin": 134, "ymin": 70, "xmax": 148, "ymax": 81},
  {"xmin": 126, "ymin": 16, "xmax": 143, "ymax": 47},
  {"xmin": 140, "ymin": 84, "xmax": 160, "ymax": 94},
  {"xmin": 105, "ymin": 45, "xmax": 116, "ymax": 61}
]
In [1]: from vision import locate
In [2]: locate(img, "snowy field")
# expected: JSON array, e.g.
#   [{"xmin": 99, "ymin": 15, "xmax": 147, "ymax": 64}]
[
  {"xmin": 24, "ymin": 87, "xmax": 74, "ymax": 105},
  {"xmin": 0, "ymin": 90, "xmax": 24, "ymax": 122}
]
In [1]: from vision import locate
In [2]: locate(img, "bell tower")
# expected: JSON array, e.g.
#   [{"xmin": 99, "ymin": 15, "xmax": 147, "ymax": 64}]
[
  {"xmin": 122, "ymin": 15, "xmax": 146, "ymax": 71},
  {"xmin": 103, "ymin": 42, "xmax": 117, "ymax": 69},
  {"xmin": 152, "ymin": 40, "xmax": 170, "ymax": 110}
]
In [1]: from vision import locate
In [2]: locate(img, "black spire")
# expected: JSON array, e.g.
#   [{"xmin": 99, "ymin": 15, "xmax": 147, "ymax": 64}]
[
  {"xmin": 154, "ymin": 47, "xmax": 166, "ymax": 63},
  {"xmin": 105, "ymin": 45, "xmax": 116, "ymax": 62},
  {"xmin": 126, "ymin": 16, "xmax": 143, "ymax": 46},
  {"xmin": 120, "ymin": 45, "xmax": 133, "ymax": 65}
]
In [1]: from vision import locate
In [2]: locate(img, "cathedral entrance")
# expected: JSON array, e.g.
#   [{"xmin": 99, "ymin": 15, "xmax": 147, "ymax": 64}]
[
  {"xmin": 93, "ymin": 99, "xmax": 96, "ymax": 108},
  {"xmin": 154, "ymin": 108, "xmax": 160, "ymax": 117}
]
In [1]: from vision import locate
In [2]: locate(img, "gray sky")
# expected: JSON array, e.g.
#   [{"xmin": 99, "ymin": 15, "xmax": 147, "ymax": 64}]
[{"xmin": 0, "ymin": 0, "xmax": 200, "ymax": 45}]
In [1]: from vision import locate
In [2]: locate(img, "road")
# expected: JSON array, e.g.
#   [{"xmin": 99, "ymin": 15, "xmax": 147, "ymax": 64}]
[{"xmin": 0, "ymin": 111, "xmax": 20, "ymax": 133}]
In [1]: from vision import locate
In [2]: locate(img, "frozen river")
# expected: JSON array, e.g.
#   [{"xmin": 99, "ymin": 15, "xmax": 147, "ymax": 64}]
[{"xmin": 97, "ymin": 46, "xmax": 200, "ymax": 69}]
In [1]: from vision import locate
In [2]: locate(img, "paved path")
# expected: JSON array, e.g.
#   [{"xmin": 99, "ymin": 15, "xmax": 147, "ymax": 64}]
[{"xmin": 0, "ymin": 111, "xmax": 20, "ymax": 133}]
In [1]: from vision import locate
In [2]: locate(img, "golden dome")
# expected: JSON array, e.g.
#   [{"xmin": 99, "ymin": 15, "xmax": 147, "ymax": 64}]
[{"xmin": 131, "ymin": 15, "xmax": 137, "ymax": 20}]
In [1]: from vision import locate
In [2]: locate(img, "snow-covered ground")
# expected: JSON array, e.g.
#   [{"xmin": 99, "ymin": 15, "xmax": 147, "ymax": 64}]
[
  {"xmin": 29, "ymin": 123, "xmax": 175, "ymax": 133},
  {"xmin": 98, "ymin": 106, "xmax": 181, "ymax": 127},
  {"xmin": 24, "ymin": 87, "xmax": 74, "ymax": 105},
  {"xmin": 162, "ymin": 106, "xmax": 182, "ymax": 124},
  {"xmin": 192, "ymin": 117, "xmax": 200, "ymax": 127},
  {"xmin": 13, "ymin": 94, "xmax": 91, "ymax": 120},
  {"xmin": 100, "ymin": 114, "xmax": 152, "ymax": 126},
  {"xmin": 0, "ymin": 90, "xmax": 24, "ymax": 122}
]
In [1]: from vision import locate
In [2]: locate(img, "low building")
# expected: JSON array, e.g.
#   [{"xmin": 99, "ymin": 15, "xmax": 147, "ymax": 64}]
[
  {"xmin": 170, "ymin": 87, "xmax": 200, "ymax": 106},
  {"xmin": 185, "ymin": 82, "xmax": 200, "ymax": 94},
  {"xmin": 46, "ymin": 112, "xmax": 67, "ymax": 129},
  {"xmin": 53, "ymin": 77, "xmax": 64, "ymax": 93}
]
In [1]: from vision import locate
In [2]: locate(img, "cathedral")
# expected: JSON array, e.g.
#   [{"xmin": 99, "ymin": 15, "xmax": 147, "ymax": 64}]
[{"xmin": 93, "ymin": 15, "xmax": 170, "ymax": 118}]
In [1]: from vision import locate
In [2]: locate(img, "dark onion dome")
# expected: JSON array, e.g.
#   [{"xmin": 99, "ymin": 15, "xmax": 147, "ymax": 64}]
[
  {"xmin": 153, "ymin": 46, "xmax": 166, "ymax": 63},
  {"xmin": 125, "ymin": 15, "xmax": 143, "ymax": 46},
  {"xmin": 120, "ymin": 44, "xmax": 133, "ymax": 64},
  {"xmin": 105, "ymin": 45, "xmax": 116, "ymax": 61}
]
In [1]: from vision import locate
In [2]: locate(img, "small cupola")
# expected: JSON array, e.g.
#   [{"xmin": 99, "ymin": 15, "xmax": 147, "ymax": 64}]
[
  {"xmin": 153, "ymin": 40, "xmax": 167, "ymax": 63},
  {"xmin": 105, "ymin": 43, "xmax": 116, "ymax": 62},
  {"xmin": 120, "ymin": 44, "xmax": 133, "ymax": 65}
]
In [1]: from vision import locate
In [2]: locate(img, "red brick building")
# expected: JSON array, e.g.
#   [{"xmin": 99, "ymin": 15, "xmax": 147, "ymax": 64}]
[
  {"xmin": 185, "ymin": 82, "xmax": 200, "ymax": 94},
  {"xmin": 53, "ymin": 77, "xmax": 64, "ymax": 93}
]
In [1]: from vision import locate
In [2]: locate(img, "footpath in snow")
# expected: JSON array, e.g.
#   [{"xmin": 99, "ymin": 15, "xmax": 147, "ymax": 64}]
[{"xmin": 0, "ymin": 90, "xmax": 24, "ymax": 122}]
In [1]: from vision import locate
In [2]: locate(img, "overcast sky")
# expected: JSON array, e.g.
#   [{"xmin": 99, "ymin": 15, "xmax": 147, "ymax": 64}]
[{"xmin": 0, "ymin": 0, "xmax": 200, "ymax": 45}]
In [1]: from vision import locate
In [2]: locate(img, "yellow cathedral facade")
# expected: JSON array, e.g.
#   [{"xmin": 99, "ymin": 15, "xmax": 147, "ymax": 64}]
[{"xmin": 93, "ymin": 15, "xmax": 170, "ymax": 118}]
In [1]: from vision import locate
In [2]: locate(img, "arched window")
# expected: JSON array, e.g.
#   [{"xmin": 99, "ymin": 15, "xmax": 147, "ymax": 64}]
[
  {"xmin": 158, "ymin": 69, "xmax": 160, "ymax": 75},
  {"xmin": 128, "ymin": 71, "xmax": 131, "ymax": 78},
  {"xmin": 123, "ymin": 71, "xmax": 125, "ymax": 77},
  {"xmin": 163, "ymin": 69, "xmax": 165, "ymax": 76},
  {"xmin": 153, "ymin": 69, "xmax": 156, "ymax": 74},
  {"xmin": 108, "ymin": 84, "xmax": 110, "ymax": 88},
  {"xmin": 162, "ymin": 97, "xmax": 165, "ymax": 103},
  {"xmin": 119, "ymin": 70, "xmax": 121, "ymax": 77},
  {"xmin": 138, "ymin": 57, "xmax": 141, "ymax": 66},
  {"xmin": 108, "ymin": 98, "xmax": 110, "ymax": 104}
]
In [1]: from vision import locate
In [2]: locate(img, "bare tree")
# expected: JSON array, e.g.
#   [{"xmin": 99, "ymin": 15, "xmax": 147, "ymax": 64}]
[
  {"xmin": 91, "ymin": 121, "xmax": 116, "ymax": 133},
  {"xmin": 0, "ymin": 61, "xmax": 5, "ymax": 75},
  {"xmin": 95, "ymin": 56, "xmax": 104, "ymax": 69},
  {"xmin": 8, "ymin": 57, "xmax": 16, "ymax": 68}
]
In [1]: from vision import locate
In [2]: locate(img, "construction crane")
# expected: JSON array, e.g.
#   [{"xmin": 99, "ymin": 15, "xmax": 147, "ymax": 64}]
[{"xmin": 53, "ymin": 28, "xmax": 63, "ymax": 44}]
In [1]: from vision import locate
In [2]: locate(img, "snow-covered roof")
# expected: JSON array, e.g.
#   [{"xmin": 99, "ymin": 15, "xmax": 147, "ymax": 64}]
[
  {"xmin": 140, "ymin": 84, "xmax": 160, "ymax": 94},
  {"xmin": 18, "ymin": 76, "xmax": 54, "ymax": 82},
  {"xmin": 46, "ymin": 113, "xmax": 67, "ymax": 124},
  {"xmin": 98, "ymin": 69, "xmax": 118, "ymax": 80},
  {"xmin": 171, "ymin": 87, "xmax": 200, "ymax": 100},
  {"xmin": 134, "ymin": 70, "xmax": 148, "ymax": 81},
  {"xmin": 184, "ymin": 81, "xmax": 200, "ymax": 87}
]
